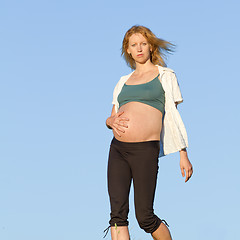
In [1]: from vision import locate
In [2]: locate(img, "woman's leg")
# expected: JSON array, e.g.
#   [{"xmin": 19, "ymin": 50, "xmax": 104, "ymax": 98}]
[
  {"xmin": 107, "ymin": 139, "xmax": 132, "ymax": 240},
  {"xmin": 151, "ymin": 222, "xmax": 172, "ymax": 240},
  {"xmin": 128, "ymin": 140, "xmax": 172, "ymax": 240},
  {"xmin": 110, "ymin": 226, "xmax": 130, "ymax": 240}
]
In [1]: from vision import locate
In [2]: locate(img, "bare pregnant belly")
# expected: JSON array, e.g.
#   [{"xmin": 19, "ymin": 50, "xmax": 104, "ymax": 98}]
[{"xmin": 113, "ymin": 102, "xmax": 163, "ymax": 142}]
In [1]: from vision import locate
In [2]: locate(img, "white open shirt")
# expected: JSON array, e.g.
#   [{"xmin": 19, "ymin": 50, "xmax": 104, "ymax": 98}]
[{"xmin": 111, "ymin": 64, "xmax": 189, "ymax": 158}]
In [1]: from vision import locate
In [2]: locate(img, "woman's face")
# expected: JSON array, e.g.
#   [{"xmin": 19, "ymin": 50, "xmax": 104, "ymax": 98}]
[{"xmin": 127, "ymin": 33, "xmax": 152, "ymax": 64}]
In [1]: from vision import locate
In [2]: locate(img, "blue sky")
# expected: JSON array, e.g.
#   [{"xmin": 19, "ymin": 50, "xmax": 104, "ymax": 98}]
[{"xmin": 0, "ymin": 0, "xmax": 240, "ymax": 239}]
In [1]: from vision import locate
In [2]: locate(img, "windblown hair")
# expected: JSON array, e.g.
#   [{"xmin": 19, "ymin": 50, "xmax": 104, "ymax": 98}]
[{"xmin": 121, "ymin": 25, "xmax": 175, "ymax": 70}]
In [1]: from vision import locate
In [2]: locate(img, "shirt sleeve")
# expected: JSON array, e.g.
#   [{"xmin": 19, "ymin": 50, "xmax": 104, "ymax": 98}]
[
  {"xmin": 112, "ymin": 80, "xmax": 119, "ymax": 105},
  {"xmin": 112, "ymin": 85, "xmax": 117, "ymax": 105},
  {"xmin": 171, "ymin": 72, "xmax": 184, "ymax": 105}
]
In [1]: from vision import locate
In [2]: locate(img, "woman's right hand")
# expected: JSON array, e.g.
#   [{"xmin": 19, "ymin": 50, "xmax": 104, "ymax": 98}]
[{"xmin": 107, "ymin": 111, "xmax": 129, "ymax": 137}]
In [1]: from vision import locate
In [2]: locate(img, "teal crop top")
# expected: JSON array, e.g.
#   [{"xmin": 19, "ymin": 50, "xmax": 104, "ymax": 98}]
[{"xmin": 117, "ymin": 73, "xmax": 165, "ymax": 114}]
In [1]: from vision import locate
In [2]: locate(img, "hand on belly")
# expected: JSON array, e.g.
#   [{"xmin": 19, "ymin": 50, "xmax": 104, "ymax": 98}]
[{"xmin": 113, "ymin": 102, "xmax": 163, "ymax": 142}]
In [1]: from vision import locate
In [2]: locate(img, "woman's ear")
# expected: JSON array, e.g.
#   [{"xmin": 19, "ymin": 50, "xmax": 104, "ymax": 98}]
[{"xmin": 149, "ymin": 43, "xmax": 153, "ymax": 52}]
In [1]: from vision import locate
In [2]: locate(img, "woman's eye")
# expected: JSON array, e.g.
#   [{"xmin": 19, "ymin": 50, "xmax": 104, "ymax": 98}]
[
  {"xmin": 132, "ymin": 44, "xmax": 136, "ymax": 46},
  {"xmin": 142, "ymin": 42, "xmax": 147, "ymax": 45}
]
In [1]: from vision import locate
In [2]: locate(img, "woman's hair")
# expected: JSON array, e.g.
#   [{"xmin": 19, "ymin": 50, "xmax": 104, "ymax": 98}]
[{"xmin": 121, "ymin": 25, "xmax": 175, "ymax": 70}]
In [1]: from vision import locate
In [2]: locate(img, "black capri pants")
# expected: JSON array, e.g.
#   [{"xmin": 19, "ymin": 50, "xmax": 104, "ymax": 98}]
[{"xmin": 103, "ymin": 136, "xmax": 169, "ymax": 238}]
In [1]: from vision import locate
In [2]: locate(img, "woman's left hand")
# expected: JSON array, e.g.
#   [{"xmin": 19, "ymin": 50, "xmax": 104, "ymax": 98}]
[{"xmin": 179, "ymin": 149, "xmax": 193, "ymax": 182}]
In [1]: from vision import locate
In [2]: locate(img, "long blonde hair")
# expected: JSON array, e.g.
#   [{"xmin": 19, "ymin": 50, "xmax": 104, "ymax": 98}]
[{"xmin": 121, "ymin": 25, "xmax": 175, "ymax": 70}]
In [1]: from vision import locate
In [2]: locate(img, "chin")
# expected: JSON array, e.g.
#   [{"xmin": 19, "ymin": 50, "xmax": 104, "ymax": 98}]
[{"xmin": 135, "ymin": 58, "xmax": 149, "ymax": 64}]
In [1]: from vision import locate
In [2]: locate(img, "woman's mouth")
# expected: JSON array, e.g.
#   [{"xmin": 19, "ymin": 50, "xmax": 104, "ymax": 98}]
[{"xmin": 137, "ymin": 54, "xmax": 143, "ymax": 57}]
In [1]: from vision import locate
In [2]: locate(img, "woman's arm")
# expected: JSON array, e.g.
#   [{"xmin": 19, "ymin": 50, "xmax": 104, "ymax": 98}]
[{"xmin": 175, "ymin": 102, "xmax": 193, "ymax": 182}]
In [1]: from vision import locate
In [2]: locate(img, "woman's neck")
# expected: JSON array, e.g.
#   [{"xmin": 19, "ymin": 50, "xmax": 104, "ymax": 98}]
[{"xmin": 134, "ymin": 61, "xmax": 158, "ymax": 75}]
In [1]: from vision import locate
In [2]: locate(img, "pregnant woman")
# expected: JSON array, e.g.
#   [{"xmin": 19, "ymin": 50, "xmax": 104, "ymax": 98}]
[{"xmin": 104, "ymin": 25, "xmax": 193, "ymax": 240}]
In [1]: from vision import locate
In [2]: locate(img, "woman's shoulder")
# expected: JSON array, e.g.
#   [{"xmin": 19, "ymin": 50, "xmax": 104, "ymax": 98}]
[
  {"xmin": 115, "ymin": 71, "xmax": 133, "ymax": 86},
  {"xmin": 120, "ymin": 71, "xmax": 133, "ymax": 79},
  {"xmin": 158, "ymin": 65, "xmax": 175, "ymax": 74}
]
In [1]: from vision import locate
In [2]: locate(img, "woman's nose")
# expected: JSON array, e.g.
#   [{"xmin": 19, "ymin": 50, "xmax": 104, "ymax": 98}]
[{"xmin": 137, "ymin": 45, "xmax": 142, "ymax": 51}]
